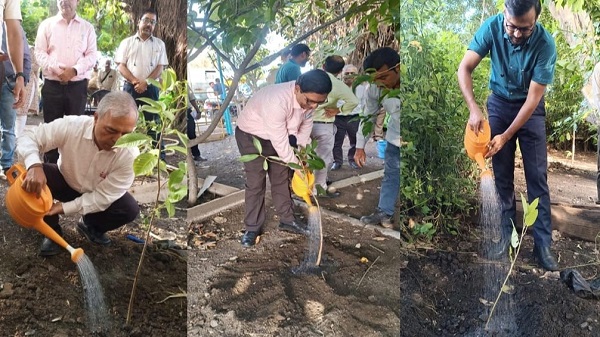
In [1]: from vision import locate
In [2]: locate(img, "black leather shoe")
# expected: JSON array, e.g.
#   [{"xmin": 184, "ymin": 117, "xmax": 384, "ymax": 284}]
[
  {"xmin": 330, "ymin": 162, "xmax": 342, "ymax": 171},
  {"xmin": 349, "ymin": 161, "xmax": 360, "ymax": 170},
  {"xmin": 360, "ymin": 210, "xmax": 393, "ymax": 228},
  {"xmin": 77, "ymin": 219, "xmax": 111, "ymax": 246},
  {"xmin": 533, "ymin": 245, "xmax": 559, "ymax": 271},
  {"xmin": 39, "ymin": 237, "xmax": 62, "ymax": 256},
  {"xmin": 279, "ymin": 220, "xmax": 308, "ymax": 235},
  {"xmin": 241, "ymin": 231, "xmax": 260, "ymax": 247}
]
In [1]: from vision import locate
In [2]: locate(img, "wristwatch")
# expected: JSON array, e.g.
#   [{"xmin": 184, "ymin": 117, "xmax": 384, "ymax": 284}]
[{"xmin": 15, "ymin": 72, "xmax": 25, "ymax": 80}]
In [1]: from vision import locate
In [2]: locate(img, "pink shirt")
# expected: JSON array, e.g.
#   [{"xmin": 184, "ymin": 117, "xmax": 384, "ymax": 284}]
[
  {"xmin": 237, "ymin": 81, "xmax": 314, "ymax": 165},
  {"xmin": 35, "ymin": 14, "xmax": 97, "ymax": 81}
]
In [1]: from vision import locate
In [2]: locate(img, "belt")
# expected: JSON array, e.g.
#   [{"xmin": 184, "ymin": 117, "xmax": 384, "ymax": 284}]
[
  {"xmin": 313, "ymin": 121, "xmax": 334, "ymax": 124},
  {"xmin": 46, "ymin": 79, "xmax": 85, "ymax": 86}
]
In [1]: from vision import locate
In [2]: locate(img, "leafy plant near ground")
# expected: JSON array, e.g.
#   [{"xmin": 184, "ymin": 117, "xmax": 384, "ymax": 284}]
[
  {"xmin": 113, "ymin": 68, "xmax": 189, "ymax": 324},
  {"xmin": 486, "ymin": 194, "xmax": 539, "ymax": 330},
  {"xmin": 397, "ymin": 29, "xmax": 486, "ymax": 238},
  {"xmin": 239, "ymin": 138, "xmax": 325, "ymax": 177}
]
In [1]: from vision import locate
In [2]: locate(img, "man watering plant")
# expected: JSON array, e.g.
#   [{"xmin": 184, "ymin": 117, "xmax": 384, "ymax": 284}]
[
  {"xmin": 236, "ymin": 69, "xmax": 332, "ymax": 247},
  {"xmin": 457, "ymin": 0, "xmax": 558, "ymax": 270},
  {"xmin": 17, "ymin": 91, "xmax": 140, "ymax": 256}
]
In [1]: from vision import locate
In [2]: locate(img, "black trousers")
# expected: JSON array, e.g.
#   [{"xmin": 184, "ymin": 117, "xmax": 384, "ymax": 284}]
[
  {"xmin": 187, "ymin": 108, "xmax": 200, "ymax": 158},
  {"xmin": 333, "ymin": 114, "xmax": 359, "ymax": 165},
  {"xmin": 123, "ymin": 82, "xmax": 165, "ymax": 160},
  {"xmin": 41, "ymin": 79, "xmax": 88, "ymax": 163},
  {"xmin": 42, "ymin": 163, "xmax": 140, "ymax": 234}
]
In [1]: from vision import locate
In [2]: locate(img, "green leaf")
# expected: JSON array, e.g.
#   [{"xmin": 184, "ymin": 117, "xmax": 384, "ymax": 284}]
[
  {"xmin": 239, "ymin": 154, "xmax": 259, "ymax": 162},
  {"xmin": 510, "ymin": 224, "xmax": 519, "ymax": 248},
  {"xmin": 133, "ymin": 152, "xmax": 157, "ymax": 176},
  {"xmin": 114, "ymin": 132, "xmax": 152, "ymax": 148},
  {"xmin": 306, "ymin": 158, "xmax": 325, "ymax": 170},
  {"xmin": 252, "ymin": 137, "xmax": 263, "ymax": 154},
  {"xmin": 262, "ymin": 159, "xmax": 268, "ymax": 171},
  {"xmin": 288, "ymin": 162, "xmax": 302, "ymax": 170},
  {"xmin": 164, "ymin": 199, "xmax": 175, "ymax": 218}
]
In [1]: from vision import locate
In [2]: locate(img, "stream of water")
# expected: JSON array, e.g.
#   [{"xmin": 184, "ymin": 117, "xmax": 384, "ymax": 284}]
[
  {"xmin": 474, "ymin": 175, "xmax": 519, "ymax": 336},
  {"xmin": 292, "ymin": 206, "xmax": 322, "ymax": 274},
  {"xmin": 75, "ymin": 253, "xmax": 110, "ymax": 334}
]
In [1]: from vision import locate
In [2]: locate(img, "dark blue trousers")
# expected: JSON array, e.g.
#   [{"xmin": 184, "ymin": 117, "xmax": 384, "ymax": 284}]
[
  {"xmin": 123, "ymin": 82, "xmax": 165, "ymax": 160},
  {"xmin": 487, "ymin": 93, "xmax": 552, "ymax": 247}
]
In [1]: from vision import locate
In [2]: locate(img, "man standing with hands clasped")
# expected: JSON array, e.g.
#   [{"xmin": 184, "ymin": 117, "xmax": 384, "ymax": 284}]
[
  {"xmin": 457, "ymin": 0, "xmax": 558, "ymax": 271},
  {"xmin": 35, "ymin": 0, "xmax": 97, "ymax": 163},
  {"xmin": 115, "ymin": 8, "xmax": 168, "ymax": 160}
]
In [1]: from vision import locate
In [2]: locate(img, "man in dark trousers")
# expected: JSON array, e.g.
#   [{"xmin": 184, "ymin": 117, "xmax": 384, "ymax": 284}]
[
  {"xmin": 458, "ymin": 0, "xmax": 558, "ymax": 270},
  {"xmin": 115, "ymin": 8, "xmax": 168, "ymax": 160}
]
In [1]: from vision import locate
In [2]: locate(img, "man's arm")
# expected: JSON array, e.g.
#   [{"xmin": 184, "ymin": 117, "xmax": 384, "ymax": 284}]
[
  {"xmin": 5, "ymin": 19, "xmax": 24, "ymax": 107},
  {"xmin": 457, "ymin": 50, "xmax": 485, "ymax": 134},
  {"xmin": 354, "ymin": 85, "xmax": 381, "ymax": 167}
]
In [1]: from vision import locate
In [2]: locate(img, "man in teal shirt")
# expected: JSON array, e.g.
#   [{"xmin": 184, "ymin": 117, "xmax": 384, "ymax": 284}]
[
  {"xmin": 458, "ymin": 0, "xmax": 558, "ymax": 270},
  {"xmin": 275, "ymin": 43, "xmax": 310, "ymax": 84}
]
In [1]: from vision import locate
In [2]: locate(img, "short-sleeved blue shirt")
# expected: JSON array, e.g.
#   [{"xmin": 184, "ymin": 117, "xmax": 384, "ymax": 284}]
[
  {"xmin": 275, "ymin": 59, "xmax": 301, "ymax": 84},
  {"xmin": 468, "ymin": 13, "xmax": 556, "ymax": 101}
]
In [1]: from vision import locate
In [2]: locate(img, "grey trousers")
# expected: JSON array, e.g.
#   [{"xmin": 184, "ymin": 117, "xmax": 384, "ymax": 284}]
[
  {"xmin": 311, "ymin": 122, "xmax": 336, "ymax": 191},
  {"xmin": 235, "ymin": 127, "xmax": 295, "ymax": 232}
]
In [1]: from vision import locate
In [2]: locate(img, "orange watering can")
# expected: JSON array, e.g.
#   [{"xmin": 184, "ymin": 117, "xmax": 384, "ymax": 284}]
[
  {"xmin": 5, "ymin": 164, "xmax": 84, "ymax": 263},
  {"xmin": 464, "ymin": 121, "xmax": 492, "ymax": 178}
]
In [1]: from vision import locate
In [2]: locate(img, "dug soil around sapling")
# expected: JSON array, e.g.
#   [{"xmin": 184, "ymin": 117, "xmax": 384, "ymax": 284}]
[
  {"xmin": 187, "ymin": 202, "xmax": 401, "ymax": 337},
  {"xmin": 401, "ymin": 148, "xmax": 600, "ymax": 336}
]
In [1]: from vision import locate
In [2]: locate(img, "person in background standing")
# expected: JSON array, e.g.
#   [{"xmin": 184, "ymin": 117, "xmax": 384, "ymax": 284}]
[
  {"xmin": 0, "ymin": 24, "xmax": 30, "ymax": 179},
  {"xmin": 187, "ymin": 84, "xmax": 208, "ymax": 168},
  {"xmin": 35, "ymin": 0, "xmax": 97, "ymax": 163},
  {"xmin": 331, "ymin": 64, "xmax": 364, "ymax": 171},
  {"xmin": 115, "ymin": 7, "xmax": 168, "ymax": 161},
  {"xmin": 1, "ymin": 0, "xmax": 26, "ymax": 109},
  {"xmin": 275, "ymin": 43, "xmax": 310, "ymax": 84},
  {"xmin": 265, "ymin": 49, "xmax": 290, "ymax": 85},
  {"xmin": 97, "ymin": 59, "xmax": 118, "ymax": 91},
  {"xmin": 15, "ymin": 44, "xmax": 39, "ymax": 139},
  {"xmin": 355, "ymin": 47, "xmax": 401, "ymax": 230}
]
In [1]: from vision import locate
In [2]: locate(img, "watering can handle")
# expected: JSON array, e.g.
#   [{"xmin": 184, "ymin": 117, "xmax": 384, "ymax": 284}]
[{"xmin": 6, "ymin": 164, "xmax": 26, "ymax": 186}]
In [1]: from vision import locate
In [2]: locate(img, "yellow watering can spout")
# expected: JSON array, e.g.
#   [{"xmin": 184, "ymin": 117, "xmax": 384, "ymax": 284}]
[{"xmin": 291, "ymin": 170, "xmax": 315, "ymax": 206}]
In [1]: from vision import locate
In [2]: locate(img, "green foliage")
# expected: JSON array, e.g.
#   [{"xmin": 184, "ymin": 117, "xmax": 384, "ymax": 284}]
[
  {"xmin": 238, "ymin": 137, "xmax": 325, "ymax": 172},
  {"xmin": 114, "ymin": 68, "xmax": 188, "ymax": 218},
  {"xmin": 399, "ymin": 29, "xmax": 480, "ymax": 237},
  {"xmin": 542, "ymin": 10, "xmax": 597, "ymax": 149}
]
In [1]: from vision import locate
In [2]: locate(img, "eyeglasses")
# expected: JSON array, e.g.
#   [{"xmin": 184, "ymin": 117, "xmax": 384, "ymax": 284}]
[
  {"xmin": 301, "ymin": 91, "xmax": 327, "ymax": 105},
  {"xmin": 344, "ymin": 72, "xmax": 357, "ymax": 76},
  {"xmin": 141, "ymin": 17, "xmax": 157, "ymax": 25},
  {"xmin": 504, "ymin": 21, "xmax": 535, "ymax": 34}
]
